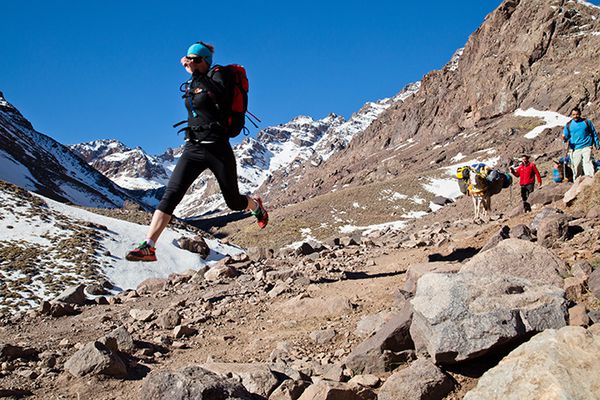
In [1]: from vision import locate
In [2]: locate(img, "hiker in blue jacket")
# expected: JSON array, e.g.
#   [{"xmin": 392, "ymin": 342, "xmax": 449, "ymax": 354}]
[{"xmin": 563, "ymin": 107, "xmax": 599, "ymax": 179}]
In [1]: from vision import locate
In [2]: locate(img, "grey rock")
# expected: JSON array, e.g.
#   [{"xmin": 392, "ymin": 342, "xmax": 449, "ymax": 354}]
[
  {"xmin": 297, "ymin": 381, "xmax": 376, "ymax": 400},
  {"xmin": 537, "ymin": 215, "xmax": 571, "ymax": 248},
  {"xmin": 480, "ymin": 225, "xmax": 510, "ymax": 252},
  {"xmin": 100, "ymin": 325, "xmax": 135, "ymax": 353},
  {"xmin": 510, "ymin": 224, "xmax": 533, "ymax": 241},
  {"xmin": 528, "ymin": 183, "xmax": 570, "ymax": 205},
  {"xmin": 38, "ymin": 301, "xmax": 79, "ymax": 317},
  {"xmin": 52, "ymin": 284, "xmax": 86, "ymax": 306},
  {"xmin": 129, "ymin": 308, "xmax": 155, "ymax": 322},
  {"xmin": 269, "ymin": 379, "xmax": 311, "ymax": 400},
  {"xmin": 309, "ymin": 329, "xmax": 336, "ymax": 345},
  {"xmin": 85, "ymin": 284, "xmax": 108, "ymax": 296},
  {"xmin": 354, "ymin": 311, "xmax": 395, "ymax": 337},
  {"xmin": 587, "ymin": 205, "xmax": 600, "ymax": 219},
  {"xmin": 204, "ymin": 265, "xmax": 239, "ymax": 282},
  {"xmin": 177, "ymin": 235, "xmax": 210, "ymax": 259},
  {"xmin": 378, "ymin": 358, "xmax": 454, "ymax": 400},
  {"xmin": 563, "ymin": 176, "xmax": 595, "ymax": 205},
  {"xmin": 588, "ymin": 268, "xmax": 600, "ymax": 298},
  {"xmin": 64, "ymin": 341, "xmax": 127, "ymax": 378},
  {"xmin": 140, "ymin": 366, "xmax": 254, "ymax": 400},
  {"xmin": 464, "ymin": 327, "xmax": 600, "ymax": 400},
  {"xmin": 410, "ymin": 272, "xmax": 567, "ymax": 364},
  {"xmin": 174, "ymin": 325, "xmax": 198, "ymax": 339},
  {"xmin": 402, "ymin": 262, "xmax": 460, "ymax": 295},
  {"xmin": 348, "ymin": 374, "xmax": 380, "ymax": 388},
  {"xmin": 461, "ymin": 239, "xmax": 568, "ymax": 287},
  {"xmin": 345, "ymin": 303, "xmax": 414, "ymax": 374},
  {"xmin": 136, "ymin": 278, "xmax": 168, "ymax": 294},
  {"xmin": 530, "ymin": 208, "xmax": 564, "ymax": 232},
  {"xmin": 431, "ymin": 196, "xmax": 453, "ymax": 206},
  {"xmin": 157, "ymin": 309, "xmax": 182, "ymax": 330},
  {"xmin": 571, "ymin": 260, "xmax": 592, "ymax": 279},
  {"xmin": 200, "ymin": 362, "xmax": 280, "ymax": 397}
]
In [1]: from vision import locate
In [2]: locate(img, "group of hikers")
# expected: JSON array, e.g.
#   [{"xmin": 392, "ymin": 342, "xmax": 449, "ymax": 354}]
[
  {"xmin": 457, "ymin": 107, "xmax": 599, "ymax": 212},
  {"xmin": 125, "ymin": 40, "xmax": 599, "ymax": 262}
]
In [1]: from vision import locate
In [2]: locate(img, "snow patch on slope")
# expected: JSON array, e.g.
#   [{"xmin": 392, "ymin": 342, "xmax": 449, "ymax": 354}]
[{"xmin": 514, "ymin": 108, "xmax": 570, "ymax": 139}]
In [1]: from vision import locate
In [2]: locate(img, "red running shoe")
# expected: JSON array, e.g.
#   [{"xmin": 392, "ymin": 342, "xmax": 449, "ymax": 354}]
[
  {"xmin": 126, "ymin": 241, "xmax": 157, "ymax": 262},
  {"xmin": 251, "ymin": 197, "xmax": 269, "ymax": 229}
]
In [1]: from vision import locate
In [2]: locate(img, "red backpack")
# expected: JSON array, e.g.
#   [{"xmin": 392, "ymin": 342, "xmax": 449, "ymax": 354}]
[{"xmin": 208, "ymin": 64, "xmax": 251, "ymax": 138}]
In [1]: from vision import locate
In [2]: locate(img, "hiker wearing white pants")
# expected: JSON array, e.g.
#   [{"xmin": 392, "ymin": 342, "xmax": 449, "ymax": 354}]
[
  {"xmin": 563, "ymin": 107, "xmax": 599, "ymax": 179},
  {"xmin": 570, "ymin": 147, "xmax": 594, "ymax": 178}
]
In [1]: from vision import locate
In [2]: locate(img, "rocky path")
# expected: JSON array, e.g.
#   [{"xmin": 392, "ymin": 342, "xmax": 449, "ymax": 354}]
[{"xmin": 1, "ymin": 176, "xmax": 599, "ymax": 399}]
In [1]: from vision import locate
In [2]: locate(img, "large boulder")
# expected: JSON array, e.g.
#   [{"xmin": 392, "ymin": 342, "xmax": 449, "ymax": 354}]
[
  {"xmin": 402, "ymin": 262, "xmax": 460, "ymax": 295},
  {"xmin": 464, "ymin": 326, "xmax": 600, "ymax": 399},
  {"xmin": 140, "ymin": 366, "xmax": 254, "ymax": 400},
  {"xmin": 345, "ymin": 303, "xmax": 414, "ymax": 374},
  {"xmin": 410, "ymin": 272, "xmax": 567, "ymax": 364},
  {"xmin": 198, "ymin": 363, "xmax": 280, "ymax": 398},
  {"xmin": 64, "ymin": 341, "xmax": 127, "ymax": 378},
  {"xmin": 460, "ymin": 239, "xmax": 568, "ymax": 287},
  {"xmin": 377, "ymin": 358, "xmax": 454, "ymax": 400}
]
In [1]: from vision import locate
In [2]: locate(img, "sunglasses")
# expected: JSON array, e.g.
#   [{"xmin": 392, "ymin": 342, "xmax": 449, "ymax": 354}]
[{"xmin": 185, "ymin": 56, "xmax": 204, "ymax": 64}]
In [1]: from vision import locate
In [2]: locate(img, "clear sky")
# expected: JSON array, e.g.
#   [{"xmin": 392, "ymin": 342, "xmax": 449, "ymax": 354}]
[{"xmin": 1, "ymin": 0, "xmax": 570, "ymax": 155}]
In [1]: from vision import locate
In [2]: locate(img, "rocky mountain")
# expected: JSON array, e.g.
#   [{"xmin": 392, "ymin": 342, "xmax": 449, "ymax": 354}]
[
  {"xmin": 71, "ymin": 84, "xmax": 420, "ymax": 217},
  {"xmin": 267, "ymin": 0, "xmax": 600, "ymax": 207},
  {"xmin": 69, "ymin": 139, "xmax": 178, "ymax": 190},
  {"xmin": 0, "ymin": 92, "xmax": 139, "ymax": 208}
]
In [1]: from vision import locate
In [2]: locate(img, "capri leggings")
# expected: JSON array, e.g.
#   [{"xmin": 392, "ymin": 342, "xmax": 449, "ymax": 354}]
[{"xmin": 157, "ymin": 140, "xmax": 248, "ymax": 215}]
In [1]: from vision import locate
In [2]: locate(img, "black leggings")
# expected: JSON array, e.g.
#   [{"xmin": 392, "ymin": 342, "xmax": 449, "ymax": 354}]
[
  {"xmin": 520, "ymin": 183, "xmax": 534, "ymax": 202},
  {"xmin": 157, "ymin": 141, "xmax": 248, "ymax": 215}
]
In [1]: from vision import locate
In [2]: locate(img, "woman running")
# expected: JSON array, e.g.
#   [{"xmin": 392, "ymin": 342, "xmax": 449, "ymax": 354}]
[{"xmin": 126, "ymin": 41, "xmax": 268, "ymax": 262}]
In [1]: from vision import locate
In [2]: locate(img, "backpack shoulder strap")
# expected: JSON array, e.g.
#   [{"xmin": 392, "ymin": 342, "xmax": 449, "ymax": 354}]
[
  {"xmin": 566, "ymin": 120, "xmax": 572, "ymax": 135},
  {"xmin": 585, "ymin": 119, "xmax": 592, "ymax": 134}
]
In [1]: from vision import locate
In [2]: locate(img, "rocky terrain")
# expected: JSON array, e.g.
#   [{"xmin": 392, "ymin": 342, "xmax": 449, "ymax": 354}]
[
  {"xmin": 1, "ymin": 0, "xmax": 600, "ymax": 399},
  {"xmin": 0, "ymin": 171, "xmax": 599, "ymax": 400}
]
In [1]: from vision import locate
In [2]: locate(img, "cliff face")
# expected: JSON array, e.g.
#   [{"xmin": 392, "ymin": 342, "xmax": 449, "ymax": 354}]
[{"xmin": 265, "ymin": 0, "xmax": 600, "ymax": 207}]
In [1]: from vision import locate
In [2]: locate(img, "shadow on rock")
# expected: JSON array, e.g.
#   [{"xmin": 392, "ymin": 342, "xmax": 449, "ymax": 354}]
[{"xmin": 428, "ymin": 247, "xmax": 480, "ymax": 262}]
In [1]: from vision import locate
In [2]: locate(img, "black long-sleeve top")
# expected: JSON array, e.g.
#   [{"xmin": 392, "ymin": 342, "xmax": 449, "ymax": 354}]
[{"xmin": 184, "ymin": 69, "xmax": 227, "ymax": 142}]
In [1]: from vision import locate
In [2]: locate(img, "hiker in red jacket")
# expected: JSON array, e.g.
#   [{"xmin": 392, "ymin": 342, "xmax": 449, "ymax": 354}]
[{"xmin": 510, "ymin": 154, "xmax": 542, "ymax": 212}]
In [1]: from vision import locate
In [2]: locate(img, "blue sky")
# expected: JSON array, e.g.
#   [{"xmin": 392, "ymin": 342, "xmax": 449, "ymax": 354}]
[{"xmin": 1, "ymin": 0, "xmax": 568, "ymax": 154}]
